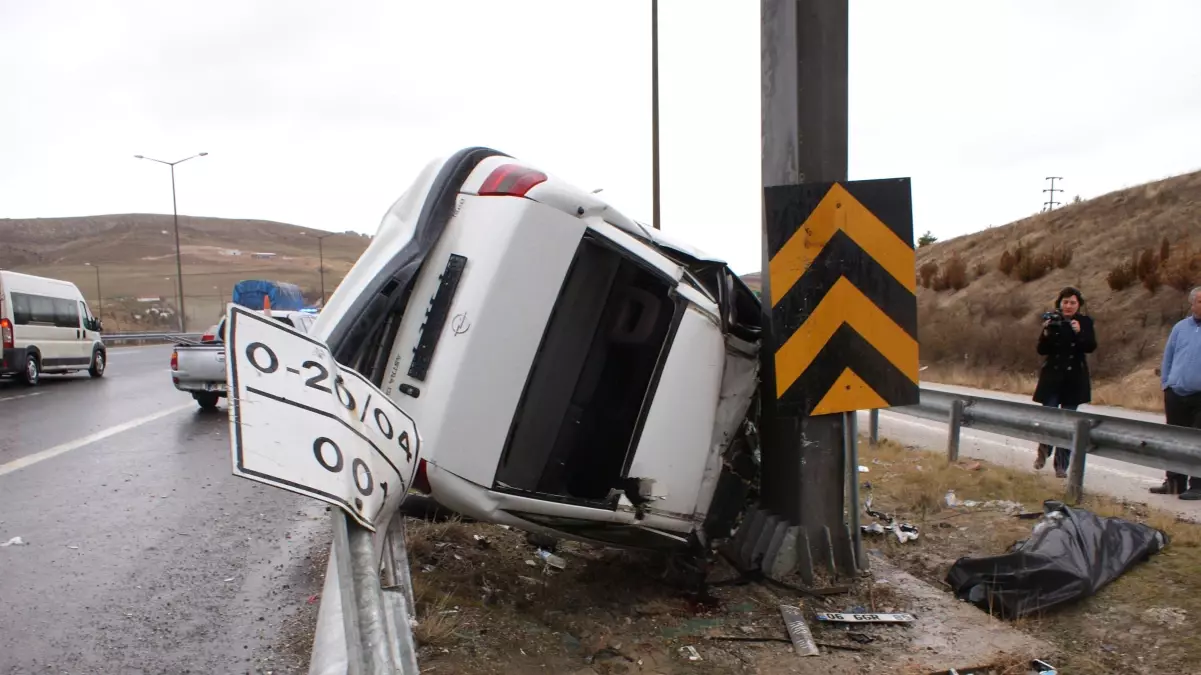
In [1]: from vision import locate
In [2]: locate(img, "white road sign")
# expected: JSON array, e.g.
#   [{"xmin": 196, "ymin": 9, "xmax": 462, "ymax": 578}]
[{"xmin": 225, "ymin": 305, "xmax": 420, "ymax": 530}]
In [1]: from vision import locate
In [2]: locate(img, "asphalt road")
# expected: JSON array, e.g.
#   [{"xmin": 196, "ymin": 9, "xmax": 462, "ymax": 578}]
[
  {"xmin": 862, "ymin": 381, "xmax": 1201, "ymax": 519},
  {"xmin": 0, "ymin": 345, "xmax": 328, "ymax": 675}
]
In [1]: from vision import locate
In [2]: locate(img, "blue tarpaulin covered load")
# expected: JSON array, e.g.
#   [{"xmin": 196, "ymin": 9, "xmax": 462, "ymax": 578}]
[{"xmin": 231, "ymin": 280, "xmax": 306, "ymax": 311}]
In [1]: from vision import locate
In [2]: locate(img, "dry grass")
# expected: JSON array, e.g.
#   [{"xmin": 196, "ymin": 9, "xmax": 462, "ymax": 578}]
[{"xmin": 862, "ymin": 437, "xmax": 1201, "ymax": 674}]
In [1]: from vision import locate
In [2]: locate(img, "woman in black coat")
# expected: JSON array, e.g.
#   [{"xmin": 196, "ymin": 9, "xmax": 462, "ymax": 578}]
[{"xmin": 1032, "ymin": 286, "xmax": 1098, "ymax": 477}]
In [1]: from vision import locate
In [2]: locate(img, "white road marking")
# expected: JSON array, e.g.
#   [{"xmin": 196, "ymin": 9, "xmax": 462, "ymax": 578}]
[
  {"xmin": 0, "ymin": 392, "xmax": 44, "ymax": 403},
  {"xmin": 0, "ymin": 403, "xmax": 193, "ymax": 478}
]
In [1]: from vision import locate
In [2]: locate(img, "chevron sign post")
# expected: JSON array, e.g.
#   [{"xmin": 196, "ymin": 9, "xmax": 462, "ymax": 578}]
[{"xmin": 766, "ymin": 179, "xmax": 918, "ymax": 417}]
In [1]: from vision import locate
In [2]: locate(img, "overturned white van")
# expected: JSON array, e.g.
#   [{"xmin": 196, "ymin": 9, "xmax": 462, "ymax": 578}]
[{"xmin": 313, "ymin": 147, "xmax": 762, "ymax": 551}]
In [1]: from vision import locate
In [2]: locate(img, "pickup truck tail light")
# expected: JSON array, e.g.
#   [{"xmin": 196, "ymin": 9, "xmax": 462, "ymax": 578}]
[
  {"xmin": 201, "ymin": 333, "xmax": 216, "ymax": 343},
  {"xmin": 170, "ymin": 351, "xmax": 178, "ymax": 371},
  {"xmin": 412, "ymin": 459, "xmax": 431, "ymax": 494},
  {"xmin": 1, "ymin": 318, "xmax": 12, "ymax": 349},
  {"xmin": 477, "ymin": 164, "xmax": 547, "ymax": 198}
]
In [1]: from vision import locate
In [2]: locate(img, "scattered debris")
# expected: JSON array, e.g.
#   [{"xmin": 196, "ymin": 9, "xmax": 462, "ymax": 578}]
[
  {"xmin": 223, "ymin": 577, "xmax": 235, "ymax": 582},
  {"xmin": 0, "ymin": 536, "xmax": 27, "ymax": 547},
  {"xmin": 847, "ymin": 632, "xmax": 874, "ymax": 644},
  {"xmin": 947, "ymin": 500, "xmax": 1168, "ymax": 619},
  {"xmin": 1142, "ymin": 606, "xmax": 1188, "ymax": 627},
  {"xmin": 858, "ymin": 465, "xmax": 870, "ymax": 473},
  {"xmin": 814, "ymin": 641, "xmax": 867, "ymax": 652},
  {"xmin": 678, "ymin": 646, "xmax": 702, "ymax": 661},
  {"xmin": 815, "ymin": 612, "xmax": 916, "ymax": 624},
  {"xmin": 306, "ymin": 595, "xmax": 319, "ymax": 605},
  {"xmin": 779, "ymin": 604, "xmax": 819, "ymax": 657},
  {"xmin": 536, "ymin": 549, "xmax": 566, "ymax": 570},
  {"xmin": 67, "ymin": 545, "xmax": 80, "ymax": 550},
  {"xmin": 945, "ymin": 490, "xmax": 959, "ymax": 507}
]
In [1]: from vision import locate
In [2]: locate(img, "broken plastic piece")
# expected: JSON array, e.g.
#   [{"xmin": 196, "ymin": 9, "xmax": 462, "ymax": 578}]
[
  {"xmin": 858, "ymin": 465, "xmax": 869, "ymax": 473},
  {"xmin": 945, "ymin": 490, "xmax": 959, "ymax": 507},
  {"xmin": 678, "ymin": 646, "xmax": 701, "ymax": 661},
  {"xmin": 537, "ymin": 549, "xmax": 567, "ymax": 570},
  {"xmin": 779, "ymin": 604, "xmax": 819, "ymax": 657},
  {"xmin": 0, "ymin": 536, "xmax": 27, "ymax": 547}
]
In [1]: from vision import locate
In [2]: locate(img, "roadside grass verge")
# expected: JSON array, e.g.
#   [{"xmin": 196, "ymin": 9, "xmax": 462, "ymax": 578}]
[{"xmin": 862, "ymin": 437, "xmax": 1201, "ymax": 674}]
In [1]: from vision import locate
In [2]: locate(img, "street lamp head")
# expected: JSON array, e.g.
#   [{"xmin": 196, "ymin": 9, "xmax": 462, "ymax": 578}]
[
  {"xmin": 199, "ymin": 152, "xmax": 209, "ymax": 157},
  {"xmin": 134, "ymin": 155, "xmax": 144, "ymax": 159}
]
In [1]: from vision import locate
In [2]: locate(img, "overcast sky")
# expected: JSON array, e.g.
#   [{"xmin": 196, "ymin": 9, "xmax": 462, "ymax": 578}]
[{"xmin": 2, "ymin": 1, "xmax": 1199, "ymax": 274}]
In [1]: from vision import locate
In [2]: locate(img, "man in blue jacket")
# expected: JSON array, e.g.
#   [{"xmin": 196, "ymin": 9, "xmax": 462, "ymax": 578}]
[{"xmin": 1152, "ymin": 286, "xmax": 1201, "ymax": 499}]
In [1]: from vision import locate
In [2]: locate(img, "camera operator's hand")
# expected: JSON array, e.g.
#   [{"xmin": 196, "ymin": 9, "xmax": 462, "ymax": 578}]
[{"xmin": 1070, "ymin": 319, "xmax": 1080, "ymax": 333}]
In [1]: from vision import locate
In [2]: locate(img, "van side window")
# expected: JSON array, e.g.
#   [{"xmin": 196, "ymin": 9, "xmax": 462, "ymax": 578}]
[
  {"xmin": 10, "ymin": 292, "xmax": 81, "ymax": 328},
  {"xmin": 11, "ymin": 292, "xmax": 33, "ymax": 325},
  {"xmin": 54, "ymin": 298, "xmax": 80, "ymax": 328}
]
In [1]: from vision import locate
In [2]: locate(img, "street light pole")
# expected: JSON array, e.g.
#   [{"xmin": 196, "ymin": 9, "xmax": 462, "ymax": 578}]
[
  {"xmin": 315, "ymin": 234, "xmax": 334, "ymax": 306},
  {"xmin": 85, "ymin": 262, "xmax": 102, "ymax": 320},
  {"xmin": 651, "ymin": 0, "xmax": 661, "ymax": 231},
  {"xmin": 135, "ymin": 152, "xmax": 208, "ymax": 332}
]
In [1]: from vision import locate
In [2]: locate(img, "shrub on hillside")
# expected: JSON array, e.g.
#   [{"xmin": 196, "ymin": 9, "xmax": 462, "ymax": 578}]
[
  {"xmin": 918, "ymin": 261, "xmax": 939, "ymax": 289},
  {"xmin": 1163, "ymin": 245, "xmax": 1200, "ymax": 292},
  {"xmin": 973, "ymin": 262, "xmax": 989, "ymax": 279},
  {"xmin": 1136, "ymin": 249, "xmax": 1158, "ymax": 280},
  {"xmin": 1050, "ymin": 245, "xmax": 1073, "ymax": 269},
  {"xmin": 938, "ymin": 256, "xmax": 969, "ymax": 291},
  {"xmin": 998, "ymin": 250, "xmax": 1016, "ymax": 275},
  {"xmin": 1014, "ymin": 251, "xmax": 1053, "ymax": 282},
  {"xmin": 1142, "ymin": 268, "xmax": 1162, "ymax": 293},
  {"xmin": 1107, "ymin": 260, "xmax": 1137, "ymax": 291}
]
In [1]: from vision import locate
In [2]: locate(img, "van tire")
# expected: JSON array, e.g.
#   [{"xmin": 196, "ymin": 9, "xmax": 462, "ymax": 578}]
[
  {"xmin": 193, "ymin": 392, "xmax": 220, "ymax": 411},
  {"xmin": 89, "ymin": 349, "xmax": 106, "ymax": 378},
  {"xmin": 21, "ymin": 354, "xmax": 40, "ymax": 386}
]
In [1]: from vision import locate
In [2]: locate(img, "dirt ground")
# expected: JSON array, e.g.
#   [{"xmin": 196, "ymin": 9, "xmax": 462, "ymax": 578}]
[
  {"xmin": 859, "ymin": 438, "xmax": 1201, "ymax": 675},
  {"xmin": 394, "ymin": 438, "xmax": 1201, "ymax": 674}
]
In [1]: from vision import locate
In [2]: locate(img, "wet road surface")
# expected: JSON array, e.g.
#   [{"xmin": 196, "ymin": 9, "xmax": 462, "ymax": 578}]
[{"xmin": 0, "ymin": 345, "xmax": 328, "ymax": 674}]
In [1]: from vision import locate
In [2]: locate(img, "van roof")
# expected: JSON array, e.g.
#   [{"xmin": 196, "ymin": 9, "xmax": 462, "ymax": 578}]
[{"xmin": 0, "ymin": 270, "xmax": 82, "ymax": 288}]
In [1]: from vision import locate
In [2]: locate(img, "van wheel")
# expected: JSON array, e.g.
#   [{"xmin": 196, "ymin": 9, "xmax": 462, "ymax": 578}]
[
  {"xmin": 89, "ymin": 350, "xmax": 106, "ymax": 378},
  {"xmin": 21, "ymin": 354, "xmax": 40, "ymax": 386},
  {"xmin": 193, "ymin": 392, "xmax": 220, "ymax": 411}
]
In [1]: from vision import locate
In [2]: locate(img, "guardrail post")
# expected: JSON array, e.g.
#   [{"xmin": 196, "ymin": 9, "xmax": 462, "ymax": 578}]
[
  {"xmin": 946, "ymin": 399, "xmax": 964, "ymax": 462},
  {"xmin": 1066, "ymin": 419, "xmax": 1091, "ymax": 504},
  {"xmin": 869, "ymin": 409, "xmax": 879, "ymax": 446}
]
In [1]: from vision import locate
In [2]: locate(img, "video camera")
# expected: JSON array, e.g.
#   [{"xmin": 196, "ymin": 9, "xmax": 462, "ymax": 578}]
[{"xmin": 1041, "ymin": 309, "xmax": 1069, "ymax": 327}]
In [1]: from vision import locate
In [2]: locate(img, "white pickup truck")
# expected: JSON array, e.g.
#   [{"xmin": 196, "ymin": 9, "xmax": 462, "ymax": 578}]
[{"xmin": 171, "ymin": 309, "xmax": 317, "ymax": 409}]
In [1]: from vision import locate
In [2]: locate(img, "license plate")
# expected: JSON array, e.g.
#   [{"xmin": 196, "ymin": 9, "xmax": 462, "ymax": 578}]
[{"xmin": 815, "ymin": 612, "xmax": 916, "ymax": 623}]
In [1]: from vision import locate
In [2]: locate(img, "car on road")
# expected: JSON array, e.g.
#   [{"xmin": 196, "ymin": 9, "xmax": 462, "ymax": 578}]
[
  {"xmin": 0, "ymin": 270, "xmax": 105, "ymax": 385},
  {"xmin": 313, "ymin": 146, "xmax": 763, "ymax": 552},
  {"xmin": 172, "ymin": 308, "xmax": 317, "ymax": 409}
]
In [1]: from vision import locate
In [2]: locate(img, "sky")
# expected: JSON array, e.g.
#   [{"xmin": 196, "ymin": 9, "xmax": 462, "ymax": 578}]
[{"xmin": 2, "ymin": 0, "xmax": 1199, "ymax": 275}]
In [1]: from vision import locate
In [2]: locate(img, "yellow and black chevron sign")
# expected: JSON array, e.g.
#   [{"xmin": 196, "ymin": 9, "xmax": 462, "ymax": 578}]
[{"xmin": 765, "ymin": 179, "xmax": 918, "ymax": 416}]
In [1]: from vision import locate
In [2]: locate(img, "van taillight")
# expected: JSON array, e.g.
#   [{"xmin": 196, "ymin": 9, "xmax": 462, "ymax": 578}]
[
  {"xmin": 170, "ymin": 351, "xmax": 178, "ymax": 371},
  {"xmin": 478, "ymin": 164, "xmax": 547, "ymax": 198},
  {"xmin": 1, "ymin": 318, "xmax": 12, "ymax": 349},
  {"xmin": 412, "ymin": 459, "xmax": 431, "ymax": 494}
]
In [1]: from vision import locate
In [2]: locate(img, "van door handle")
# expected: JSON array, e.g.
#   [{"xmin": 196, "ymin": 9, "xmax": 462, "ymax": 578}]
[{"xmin": 77, "ymin": 330, "xmax": 81, "ymax": 338}]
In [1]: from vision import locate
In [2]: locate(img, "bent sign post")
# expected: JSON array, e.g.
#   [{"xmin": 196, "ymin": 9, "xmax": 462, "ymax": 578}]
[{"xmin": 225, "ymin": 305, "xmax": 420, "ymax": 530}]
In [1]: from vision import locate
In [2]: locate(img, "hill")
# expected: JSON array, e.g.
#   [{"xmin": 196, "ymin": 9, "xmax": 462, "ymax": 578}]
[
  {"xmin": 915, "ymin": 169, "xmax": 1201, "ymax": 410},
  {"xmin": 0, "ymin": 214, "xmax": 371, "ymax": 331}
]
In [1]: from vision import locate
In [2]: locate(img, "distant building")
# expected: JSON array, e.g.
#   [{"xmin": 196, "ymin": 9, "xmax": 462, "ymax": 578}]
[
  {"xmin": 136, "ymin": 297, "xmax": 161, "ymax": 303},
  {"xmin": 251, "ymin": 252, "xmax": 277, "ymax": 259},
  {"xmin": 222, "ymin": 249, "xmax": 243, "ymax": 256}
]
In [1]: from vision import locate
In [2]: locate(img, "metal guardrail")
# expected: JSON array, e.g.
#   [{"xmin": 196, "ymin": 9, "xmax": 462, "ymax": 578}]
[
  {"xmin": 102, "ymin": 331, "xmax": 203, "ymax": 344},
  {"xmin": 872, "ymin": 387, "xmax": 1201, "ymax": 502},
  {"xmin": 309, "ymin": 511, "xmax": 420, "ymax": 675}
]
